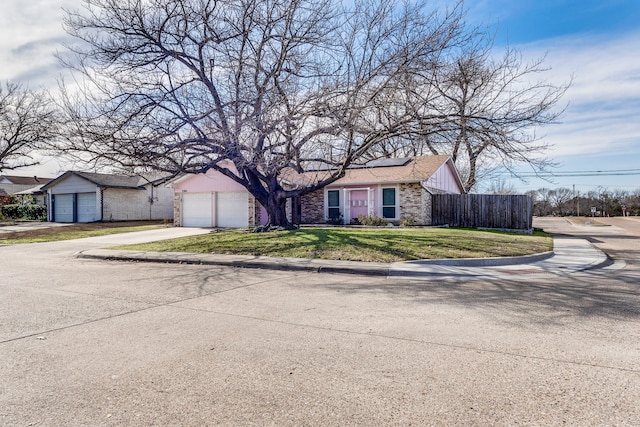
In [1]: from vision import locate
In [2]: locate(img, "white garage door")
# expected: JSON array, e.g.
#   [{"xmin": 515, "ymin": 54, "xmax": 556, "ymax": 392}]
[
  {"xmin": 182, "ymin": 192, "xmax": 213, "ymax": 227},
  {"xmin": 77, "ymin": 192, "xmax": 97, "ymax": 222},
  {"xmin": 53, "ymin": 194, "xmax": 74, "ymax": 223},
  {"xmin": 217, "ymin": 192, "xmax": 249, "ymax": 228}
]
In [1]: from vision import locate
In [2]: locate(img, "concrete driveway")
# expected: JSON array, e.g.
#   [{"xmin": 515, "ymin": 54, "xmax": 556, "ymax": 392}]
[{"xmin": 1, "ymin": 221, "xmax": 640, "ymax": 425}]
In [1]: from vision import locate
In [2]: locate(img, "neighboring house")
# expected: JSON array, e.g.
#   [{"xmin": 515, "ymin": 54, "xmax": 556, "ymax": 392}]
[
  {"xmin": 14, "ymin": 184, "xmax": 48, "ymax": 205},
  {"xmin": 171, "ymin": 156, "xmax": 464, "ymax": 227},
  {"xmin": 42, "ymin": 171, "xmax": 174, "ymax": 223},
  {"xmin": 0, "ymin": 188, "xmax": 10, "ymax": 209},
  {"xmin": 168, "ymin": 162, "xmax": 268, "ymax": 228},
  {"xmin": 0, "ymin": 175, "xmax": 53, "ymax": 196},
  {"xmin": 292, "ymin": 155, "xmax": 464, "ymax": 225}
]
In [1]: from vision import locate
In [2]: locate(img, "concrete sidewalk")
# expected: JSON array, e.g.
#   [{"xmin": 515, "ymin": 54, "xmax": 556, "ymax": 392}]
[{"xmin": 77, "ymin": 235, "xmax": 617, "ymax": 279}]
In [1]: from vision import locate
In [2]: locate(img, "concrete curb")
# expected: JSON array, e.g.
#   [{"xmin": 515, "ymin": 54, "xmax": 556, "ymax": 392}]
[
  {"xmin": 77, "ymin": 248, "xmax": 559, "ymax": 278},
  {"xmin": 395, "ymin": 250, "xmax": 555, "ymax": 267},
  {"xmin": 76, "ymin": 249, "xmax": 391, "ymax": 276}
]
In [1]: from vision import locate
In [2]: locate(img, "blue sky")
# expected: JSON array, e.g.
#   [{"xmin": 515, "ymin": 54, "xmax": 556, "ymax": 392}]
[
  {"xmin": 1, "ymin": 0, "xmax": 639, "ymax": 195},
  {"xmin": 473, "ymin": 0, "xmax": 639, "ymax": 43},
  {"xmin": 464, "ymin": 0, "xmax": 640, "ymax": 194}
]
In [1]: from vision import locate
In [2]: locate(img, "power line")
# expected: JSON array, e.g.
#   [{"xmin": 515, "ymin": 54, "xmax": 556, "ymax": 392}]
[{"xmin": 500, "ymin": 169, "xmax": 640, "ymax": 178}]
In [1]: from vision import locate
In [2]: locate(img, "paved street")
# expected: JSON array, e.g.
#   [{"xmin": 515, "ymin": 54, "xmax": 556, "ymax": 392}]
[{"xmin": 1, "ymin": 218, "xmax": 639, "ymax": 425}]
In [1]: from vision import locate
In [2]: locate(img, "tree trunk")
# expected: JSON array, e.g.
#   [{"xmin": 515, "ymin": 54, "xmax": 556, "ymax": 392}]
[
  {"xmin": 264, "ymin": 193, "xmax": 292, "ymax": 228},
  {"xmin": 246, "ymin": 174, "xmax": 293, "ymax": 229}
]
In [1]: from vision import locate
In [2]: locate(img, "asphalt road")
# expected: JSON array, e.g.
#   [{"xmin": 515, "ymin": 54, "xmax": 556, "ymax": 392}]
[{"xmin": 1, "ymin": 218, "xmax": 639, "ymax": 426}]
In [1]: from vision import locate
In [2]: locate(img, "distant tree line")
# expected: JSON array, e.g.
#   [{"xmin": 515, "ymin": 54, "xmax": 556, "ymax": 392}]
[{"xmin": 519, "ymin": 187, "xmax": 639, "ymax": 217}]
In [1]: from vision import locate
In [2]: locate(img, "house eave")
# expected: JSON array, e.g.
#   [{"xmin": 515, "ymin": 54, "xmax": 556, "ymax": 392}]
[{"xmin": 326, "ymin": 179, "xmax": 422, "ymax": 187}]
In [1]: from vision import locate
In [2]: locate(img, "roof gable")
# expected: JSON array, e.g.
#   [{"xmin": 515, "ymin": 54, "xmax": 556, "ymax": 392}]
[
  {"xmin": 332, "ymin": 155, "xmax": 452, "ymax": 185},
  {"xmin": 0, "ymin": 175, "xmax": 53, "ymax": 185},
  {"xmin": 42, "ymin": 171, "xmax": 147, "ymax": 190},
  {"xmin": 287, "ymin": 155, "xmax": 463, "ymax": 189}
]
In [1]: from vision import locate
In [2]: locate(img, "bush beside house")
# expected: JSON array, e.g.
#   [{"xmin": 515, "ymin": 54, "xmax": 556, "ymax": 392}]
[{"xmin": 1, "ymin": 199, "xmax": 47, "ymax": 221}]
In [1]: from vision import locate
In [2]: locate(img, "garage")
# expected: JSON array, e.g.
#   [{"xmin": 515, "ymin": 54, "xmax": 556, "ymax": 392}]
[
  {"xmin": 181, "ymin": 191, "xmax": 249, "ymax": 228},
  {"xmin": 216, "ymin": 192, "xmax": 249, "ymax": 227},
  {"xmin": 169, "ymin": 169, "xmax": 255, "ymax": 228},
  {"xmin": 77, "ymin": 193, "xmax": 97, "ymax": 222},
  {"xmin": 52, "ymin": 193, "xmax": 97, "ymax": 223},
  {"xmin": 53, "ymin": 194, "xmax": 74, "ymax": 223},
  {"xmin": 182, "ymin": 192, "xmax": 213, "ymax": 227}
]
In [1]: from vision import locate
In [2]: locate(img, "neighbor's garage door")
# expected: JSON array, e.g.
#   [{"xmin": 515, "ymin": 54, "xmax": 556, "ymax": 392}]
[
  {"xmin": 77, "ymin": 192, "xmax": 97, "ymax": 222},
  {"xmin": 217, "ymin": 192, "xmax": 249, "ymax": 227},
  {"xmin": 53, "ymin": 194, "xmax": 74, "ymax": 223},
  {"xmin": 182, "ymin": 192, "xmax": 213, "ymax": 227}
]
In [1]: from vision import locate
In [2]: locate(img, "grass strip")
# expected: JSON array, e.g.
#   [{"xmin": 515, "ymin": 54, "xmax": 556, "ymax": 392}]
[{"xmin": 114, "ymin": 227, "xmax": 552, "ymax": 263}]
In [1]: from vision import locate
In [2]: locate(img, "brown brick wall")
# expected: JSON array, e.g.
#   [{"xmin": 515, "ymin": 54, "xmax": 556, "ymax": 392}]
[{"xmin": 301, "ymin": 190, "xmax": 324, "ymax": 223}]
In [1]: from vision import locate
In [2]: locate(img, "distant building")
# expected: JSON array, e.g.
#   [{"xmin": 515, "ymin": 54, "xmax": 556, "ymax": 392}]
[
  {"xmin": 42, "ymin": 171, "xmax": 174, "ymax": 223},
  {"xmin": 0, "ymin": 175, "xmax": 54, "ymax": 210},
  {"xmin": 0, "ymin": 175, "xmax": 53, "ymax": 195}
]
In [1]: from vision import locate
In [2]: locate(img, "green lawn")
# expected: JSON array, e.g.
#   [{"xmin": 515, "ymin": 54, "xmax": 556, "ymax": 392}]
[{"xmin": 115, "ymin": 227, "xmax": 552, "ymax": 263}]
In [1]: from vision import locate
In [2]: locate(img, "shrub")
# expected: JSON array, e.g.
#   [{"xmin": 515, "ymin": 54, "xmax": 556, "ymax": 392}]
[
  {"xmin": 400, "ymin": 216, "xmax": 417, "ymax": 227},
  {"xmin": 21, "ymin": 203, "xmax": 47, "ymax": 221},
  {"xmin": 326, "ymin": 213, "xmax": 344, "ymax": 225},
  {"xmin": 1, "ymin": 203, "xmax": 47, "ymax": 221},
  {"xmin": 1, "ymin": 204, "xmax": 21, "ymax": 219},
  {"xmin": 356, "ymin": 214, "xmax": 388, "ymax": 226}
]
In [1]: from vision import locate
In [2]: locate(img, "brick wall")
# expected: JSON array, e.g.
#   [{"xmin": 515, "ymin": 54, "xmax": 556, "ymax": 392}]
[
  {"xmin": 301, "ymin": 190, "xmax": 324, "ymax": 223},
  {"xmin": 399, "ymin": 183, "xmax": 421, "ymax": 224},
  {"xmin": 421, "ymin": 186, "xmax": 433, "ymax": 226},
  {"xmin": 173, "ymin": 192, "xmax": 182, "ymax": 226},
  {"xmin": 103, "ymin": 185, "xmax": 174, "ymax": 221},
  {"xmin": 399, "ymin": 182, "xmax": 432, "ymax": 225}
]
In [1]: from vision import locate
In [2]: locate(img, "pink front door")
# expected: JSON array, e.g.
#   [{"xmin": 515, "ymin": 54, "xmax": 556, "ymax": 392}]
[{"xmin": 349, "ymin": 190, "xmax": 369, "ymax": 222}]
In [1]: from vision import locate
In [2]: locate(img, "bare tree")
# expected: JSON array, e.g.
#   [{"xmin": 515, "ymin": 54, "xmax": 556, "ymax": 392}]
[
  {"xmin": 548, "ymin": 187, "xmax": 573, "ymax": 216},
  {"xmin": 624, "ymin": 190, "xmax": 640, "ymax": 216},
  {"xmin": 369, "ymin": 33, "xmax": 570, "ymax": 192},
  {"xmin": 532, "ymin": 188, "xmax": 553, "ymax": 216},
  {"xmin": 59, "ymin": 0, "xmax": 466, "ymax": 227},
  {"xmin": 0, "ymin": 82, "xmax": 59, "ymax": 172},
  {"xmin": 487, "ymin": 177, "xmax": 517, "ymax": 195}
]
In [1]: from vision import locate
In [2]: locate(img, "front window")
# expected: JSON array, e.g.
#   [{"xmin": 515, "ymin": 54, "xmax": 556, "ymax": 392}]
[
  {"xmin": 382, "ymin": 187, "xmax": 396, "ymax": 219},
  {"xmin": 327, "ymin": 190, "xmax": 340, "ymax": 219}
]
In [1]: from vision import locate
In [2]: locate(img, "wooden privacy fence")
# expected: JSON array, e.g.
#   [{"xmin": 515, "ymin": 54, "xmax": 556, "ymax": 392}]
[{"xmin": 432, "ymin": 194, "xmax": 533, "ymax": 231}]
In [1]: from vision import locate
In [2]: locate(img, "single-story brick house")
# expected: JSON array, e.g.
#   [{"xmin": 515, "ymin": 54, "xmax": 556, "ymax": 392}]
[
  {"xmin": 289, "ymin": 155, "xmax": 464, "ymax": 225},
  {"xmin": 170, "ymin": 156, "xmax": 464, "ymax": 227},
  {"xmin": 42, "ymin": 171, "xmax": 174, "ymax": 223}
]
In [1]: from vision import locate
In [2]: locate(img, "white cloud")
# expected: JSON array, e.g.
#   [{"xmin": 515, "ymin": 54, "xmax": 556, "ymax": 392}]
[
  {"xmin": 0, "ymin": 0, "xmax": 79, "ymax": 89},
  {"xmin": 514, "ymin": 32, "xmax": 640, "ymax": 160}
]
